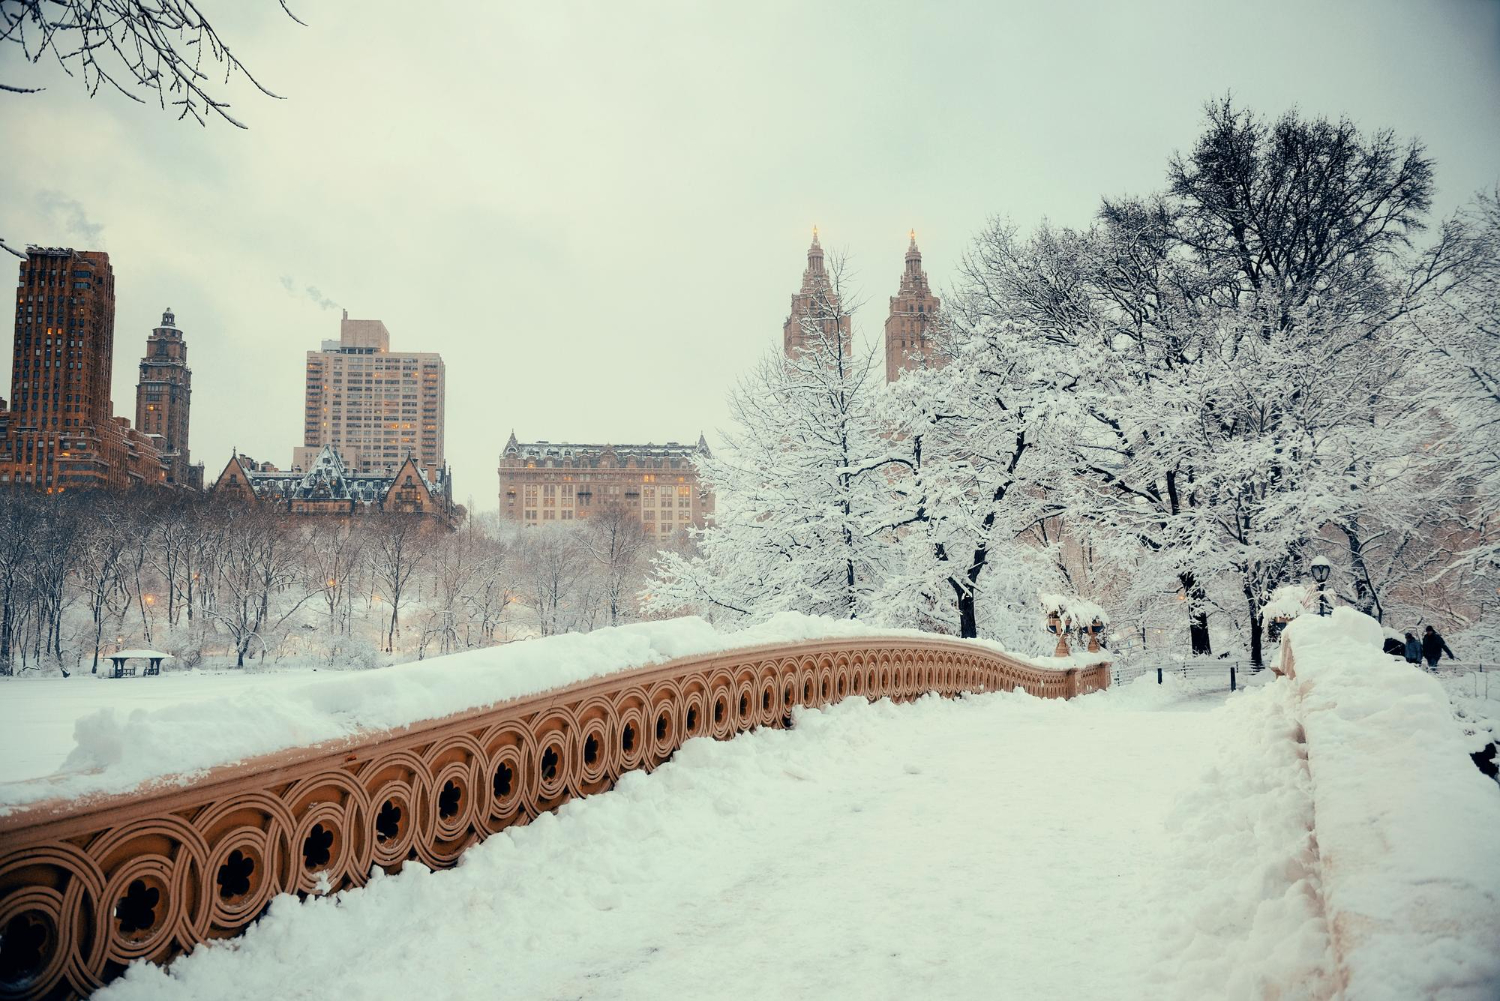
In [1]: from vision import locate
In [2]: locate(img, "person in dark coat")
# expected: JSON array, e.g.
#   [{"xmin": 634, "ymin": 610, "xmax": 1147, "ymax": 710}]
[
  {"xmin": 1403, "ymin": 633, "xmax": 1421, "ymax": 665},
  {"xmin": 1421, "ymin": 625, "xmax": 1455, "ymax": 669}
]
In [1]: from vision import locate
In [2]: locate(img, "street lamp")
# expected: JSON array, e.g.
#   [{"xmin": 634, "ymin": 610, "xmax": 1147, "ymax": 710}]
[{"xmin": 1310, "ymin": 557, "xmax": 1332, "ymax": 617}]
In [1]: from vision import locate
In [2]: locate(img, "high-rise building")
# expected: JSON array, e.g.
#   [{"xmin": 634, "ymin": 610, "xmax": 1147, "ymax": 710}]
[
  {"xmin": 783, "ymin": 229, "xmax": 852, "ymax": 357},
  {"xmin": 498, "ymin": 432, "xmax": 714, "ymax": 540},
  {"xmin": 135, "ymin": 307, "xmax": 202, "ymax": 489},
  {"xmin": 2, "ymin": 246, "xmax": 165, "ymax": 491},
  {"xmin": 884, "ymin": 232, "xmax": 943, "ymax": 382},
  {"xmin": 301, "ymin": 311, "xmax": 445, "ymax": 476}
]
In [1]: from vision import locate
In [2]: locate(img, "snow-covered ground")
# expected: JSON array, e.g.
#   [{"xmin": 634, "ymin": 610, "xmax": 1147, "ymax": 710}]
[
  {"xmin": 0, "ymin": 614, "xmax": 1089, "ymax": 811},
  {"xmin": 0, "ymin": 669, "xmax": 302, "ymax": 786},
  {"xmin": 96, "ymin": 677, "xmax": 1339, "ymax": 1001}
]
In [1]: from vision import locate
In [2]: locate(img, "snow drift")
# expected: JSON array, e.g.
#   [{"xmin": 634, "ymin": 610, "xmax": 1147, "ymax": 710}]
[
  {"xmin": 1280, "ymin": 608, "xmax": 1500, "ymax": 1000},
  {"xmin": 0, "ymin": 613, "xmax": 1083, "ymax": 813}
]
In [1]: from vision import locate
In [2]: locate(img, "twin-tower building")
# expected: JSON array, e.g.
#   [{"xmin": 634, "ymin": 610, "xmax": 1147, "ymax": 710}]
[
  {"xmin": 782, "ymin": 228, "xmax": 943, "ymax": 382},
  {"xmin": 497, "ymin": 231, "xmax": 944, "ymax": 530}
]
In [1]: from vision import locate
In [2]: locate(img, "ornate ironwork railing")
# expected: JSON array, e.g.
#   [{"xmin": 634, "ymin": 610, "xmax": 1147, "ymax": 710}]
[{"xmin": 0, "ymin": 636, "xmax": 1108, "ymax": 999}]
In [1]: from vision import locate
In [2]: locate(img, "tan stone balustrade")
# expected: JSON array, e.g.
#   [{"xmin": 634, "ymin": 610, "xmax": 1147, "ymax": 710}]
[{"xmin": 0, "ymin": 636, "xmax": 1108, "ymax": 1000}]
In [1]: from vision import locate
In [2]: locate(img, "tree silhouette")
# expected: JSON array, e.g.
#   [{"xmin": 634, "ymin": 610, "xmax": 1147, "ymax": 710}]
[{"xmin": 1, "ymin": 0, "xmax": 303, "ymax": 127}]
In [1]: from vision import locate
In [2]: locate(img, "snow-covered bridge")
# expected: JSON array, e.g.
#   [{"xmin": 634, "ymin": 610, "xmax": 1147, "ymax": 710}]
[{"xmin": 0, "ymin": 613, "xmax": 1496, "ymax": 1000}]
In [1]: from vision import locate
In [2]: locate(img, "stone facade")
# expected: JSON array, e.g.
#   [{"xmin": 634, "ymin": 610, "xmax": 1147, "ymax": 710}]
[
  {"xmin": 884, "ymin": 232, "xmax": 944, "ymax": 383},
  {"xmin": 303, "ymin": 311, "xmax": 445, "ymax": 476},
  {"xmin": 212, "ymin": 444, "xmax": 458, "ymax": 523},
  {"xmin": 2, "ymin": 247, "xmax": 166, "ymax": 492},
  {"xmin": 498, "ymin": 433, "xmax": 713, "ymax": 540},
  {"xmin": 783, "ymin": 229, "xmax": 852, "ymax": 358},
  {"xmin": 134, "ymin": 307, "xmax": 203, "ymax": 489}
]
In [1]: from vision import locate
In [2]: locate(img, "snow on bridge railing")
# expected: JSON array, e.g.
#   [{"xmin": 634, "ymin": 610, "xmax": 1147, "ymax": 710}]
[
  {"xmin": 1277, "ymin": 610, "xmax": 1500, "ymax": 1000},
  {"xmin": 0, "ymin": 624, "xmax": 1107, "ymax": 1000}
]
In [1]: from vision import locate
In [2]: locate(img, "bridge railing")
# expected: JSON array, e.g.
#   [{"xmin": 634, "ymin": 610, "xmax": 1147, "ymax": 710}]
[{"xmin": 0, "ymin": 635, "xmax": 1108, "ymax": 1000}]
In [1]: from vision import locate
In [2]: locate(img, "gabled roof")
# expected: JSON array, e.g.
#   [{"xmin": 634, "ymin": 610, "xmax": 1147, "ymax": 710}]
[
  {"xmin": 213, "ymin": 447, "xmax": 446, "ymax": 508},
  {"xmin": 382, "ymin": 454, "xmax": 440, "ymax": 509}
]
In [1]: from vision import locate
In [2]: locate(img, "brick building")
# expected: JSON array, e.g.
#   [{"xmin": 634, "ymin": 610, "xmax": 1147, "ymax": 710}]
[
  {"xmin": 302, "ymin": 312, "xmax": 445, "ymax": 476},
  {"xmin": 783, "ymin": 229, "xmax": 852, "ymax": 358},
  {"xmin": 212, "ymin": 444, "xmax": 458, "ymax": 523},
  {"xmin": 884, "ymin": 232, "xmax": 944, "ymax": 383},
  {"xmin": 498, "ymin": 433, "xmax": 713, "ymax": 540},
  {"xmin": 2, "ymin": 247, "xmax": 165, "ymax": 491},
  {"xmin": 135, "ymin": 307, "xmax": 203, "ymax": 489}
]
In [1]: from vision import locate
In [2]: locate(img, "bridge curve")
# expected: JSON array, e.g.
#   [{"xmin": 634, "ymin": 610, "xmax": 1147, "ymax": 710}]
[{"xmin": 0, "ymin": 636, "xmax": 1107, "ymax": 1000}]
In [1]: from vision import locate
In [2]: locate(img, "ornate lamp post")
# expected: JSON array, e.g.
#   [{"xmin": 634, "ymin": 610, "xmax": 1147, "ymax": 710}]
[{"xmin": 1310, "ymin": 557, "xmax": 1332, "ymax": 617}]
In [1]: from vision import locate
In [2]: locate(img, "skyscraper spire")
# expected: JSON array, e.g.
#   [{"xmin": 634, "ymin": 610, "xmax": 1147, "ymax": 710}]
[
  {"xmin": 806, "ymin": 226, "xmax": 824, "ymax": 275},
  {"xmin": 885, "ymin": 232, "xmax": 943, "ymax": 383},
  {"xmin": 784, "ymin": 228, "xmax": 850, "ymax": 358}
]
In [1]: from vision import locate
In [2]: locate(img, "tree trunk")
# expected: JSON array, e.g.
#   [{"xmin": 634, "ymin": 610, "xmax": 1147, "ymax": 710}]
[
  {"xmin": 1180, "ymin": 572, "xmax": 1212, "ymax": 655},
  {"xmin": 956, "ymin": 588, "xmax": 978, "ymax": 639},
  {"xmin": 1246, "ymin": 591, "xmax": 1265, "ymax": 669},
  {"xmin": 1343, "ymin": 524, "xmax": 1381, "ymax": 619}
]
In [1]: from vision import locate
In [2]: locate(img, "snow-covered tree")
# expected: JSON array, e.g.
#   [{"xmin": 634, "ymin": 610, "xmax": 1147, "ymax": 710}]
[
  {"xmin": 949, "ymin": 100, "xmax": 1487, "ymax": 663},
  {"xmin": 871, "ymin": 318, "xmax": 1069, "ymax": 640},
  {"xmin": 648, "ymin": 255, "xmax": 890, "ymax": 623},
  {"xmin": 1423, "ymin": 188, "xmax": 1500, "ymax": 586}
]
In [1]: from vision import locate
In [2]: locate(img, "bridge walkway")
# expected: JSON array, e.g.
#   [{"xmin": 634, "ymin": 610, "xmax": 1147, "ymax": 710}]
[{"xmin": 94, "ymin": 681, "xmax": 1330, "ymax": 1000}]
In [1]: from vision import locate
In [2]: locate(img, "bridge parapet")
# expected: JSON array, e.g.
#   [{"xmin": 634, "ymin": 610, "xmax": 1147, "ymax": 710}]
[
  {"xmin": 1278, "ymin": 611, "xmax": 1500, "ymax": 1000},
  {"xmin": 0, "ymin": 636, "xmax": 1106, "ymax": 1000}
]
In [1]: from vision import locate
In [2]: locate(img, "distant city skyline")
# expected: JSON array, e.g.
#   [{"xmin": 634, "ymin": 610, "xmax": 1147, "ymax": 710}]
[{"xmin": 3, "ymin": 0, "xmax": 1497, "ymax": 509}]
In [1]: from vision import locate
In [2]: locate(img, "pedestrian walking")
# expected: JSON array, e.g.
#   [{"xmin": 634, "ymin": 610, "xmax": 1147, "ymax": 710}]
[
  {"xmin": 1421, "ymin": 625, "xmax": 1455, "ymax": 670},
  {"xmin": 1403, "ymin": 633, "xmax": 1421, "ymax": 665}
]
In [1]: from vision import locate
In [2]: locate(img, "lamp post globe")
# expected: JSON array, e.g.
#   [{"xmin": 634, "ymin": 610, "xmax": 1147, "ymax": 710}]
[{"xmin": 1309, "ymin": 557, "xmax": 1333, "ymax": 616}]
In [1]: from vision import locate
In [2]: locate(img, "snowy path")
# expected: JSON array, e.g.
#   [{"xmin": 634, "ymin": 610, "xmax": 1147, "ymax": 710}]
[{"xmin": 99, "ymin": 682, "xmax": 1331, "ymax": 1001}]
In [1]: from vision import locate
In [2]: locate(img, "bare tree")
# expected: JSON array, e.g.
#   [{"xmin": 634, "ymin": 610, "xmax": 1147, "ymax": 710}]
[
  {"xmin": 422, "ymin": 523, "xmax": 489, "ymax": 656},
  {"xmin": 71, "ymin": 494, "xmax": 131, "ymax": 673},
  {"xmin": 0, "ymin": 490, "xmax": 42, "ymax": 674},
  {"xmin": 513, "ymin": 525, "xmax": 593, "ymax": 637},
  {"xmin": 304, "ymin": 517, "xmax": 367, "ymax": 638},
  {"xmin": 367, "ymin": 515, "xmax": 431, "ymax": 653},
  {"xmin": 583, "ymin": 501, "xmax": 648, "ymax": 627},
  {"xmin": 207, "ymin": 508, "xmax": 317, "ymax": 667},
  {"xmin": 1, "ymin": 0, "xmax": 303, "ymax": 126}
]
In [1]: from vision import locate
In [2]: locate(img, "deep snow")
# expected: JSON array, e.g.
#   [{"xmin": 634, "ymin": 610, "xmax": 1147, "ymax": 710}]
[
  {"xmin": 1280, "ymin": 610, "xmax": 1500, "ymax": 1000},
  {"xmin": 95, "ymin": 679, "xmax": 1336, "ymax": 1001}
]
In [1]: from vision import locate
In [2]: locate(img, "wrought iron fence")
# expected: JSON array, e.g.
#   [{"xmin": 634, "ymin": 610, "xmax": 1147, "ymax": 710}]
[{"xmin": 1429, "ymin": 662, "xmax": 1500, "ymax": 702}]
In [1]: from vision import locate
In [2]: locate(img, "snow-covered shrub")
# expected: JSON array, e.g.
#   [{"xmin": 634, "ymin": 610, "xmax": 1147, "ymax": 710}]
[{"xmin": 323, "ymin": 636, "xmax": 384, "ymax": 671}]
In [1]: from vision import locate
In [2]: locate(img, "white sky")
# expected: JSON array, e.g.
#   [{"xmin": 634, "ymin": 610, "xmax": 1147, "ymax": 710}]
[{"xmin": 3, "ymin": 0, "xmax": 1497, "ymax": 511}]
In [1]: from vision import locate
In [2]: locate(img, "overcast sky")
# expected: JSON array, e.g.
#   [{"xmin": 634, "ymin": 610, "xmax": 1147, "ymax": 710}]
[{"xmin": 3, "ymin": 0, "xmax": 1497, "ymax": 510}]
